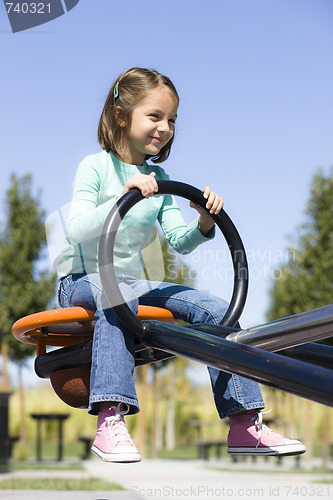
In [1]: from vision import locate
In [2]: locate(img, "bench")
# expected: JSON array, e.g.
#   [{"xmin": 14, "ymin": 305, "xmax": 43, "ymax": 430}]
[
  {"xmin": 9, "ymin": 436, "xmax": 20, "ymax": 457},
  {"xmin": 192, "ymin": 440, "xmax": 227, "ymax": 460},
  {"xmin": 78, "ymin": 436, "xmax": 93, "ymax": 460}
]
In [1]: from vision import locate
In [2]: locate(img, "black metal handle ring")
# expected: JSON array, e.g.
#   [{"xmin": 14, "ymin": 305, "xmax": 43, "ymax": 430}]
[{"xmin": 98, "ymin": 180, "xmax": 248, "ymax": 338}]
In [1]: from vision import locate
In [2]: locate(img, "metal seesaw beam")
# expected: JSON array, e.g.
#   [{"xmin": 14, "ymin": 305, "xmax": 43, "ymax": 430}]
[
  {"xmin": 279, "ymin": 342, "xmax": 333, "ymax": 370},
  {"xmin": 97, "ymin": 182, "xmax": 333, "ymax": 407},
  {"xmin": 188, "ymin": 304, "xmax": 333, "ymax": 352},
  {"xmin": 140, "ymin": 320, "xmax": 333, "ymax": 407},
  {"xmin": 225, "ymin": 304, "xmax": 333, "ymax": 351},
  {"xmin": 187, "ymin": 305, "xmax": 333, "ymax": 371}
]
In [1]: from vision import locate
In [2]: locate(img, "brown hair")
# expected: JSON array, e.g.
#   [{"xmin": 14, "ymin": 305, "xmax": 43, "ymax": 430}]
[{"xmin": 98, "ymin": 67, "xmax": 179, "ymax": 163}]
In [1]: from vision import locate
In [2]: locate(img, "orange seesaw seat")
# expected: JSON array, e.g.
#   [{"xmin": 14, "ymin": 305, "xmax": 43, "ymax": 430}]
[
  {"xmin": 12, "ymin": 305, "xmax": 176, "ymax": 356},
  {"xmin": 12, "ymin": 306, "xmax": 176, "ymax": 408}
]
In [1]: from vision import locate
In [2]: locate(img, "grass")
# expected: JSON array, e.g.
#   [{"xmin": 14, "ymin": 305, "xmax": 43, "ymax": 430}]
[
  {"xmin": 0, "ymin": 477, "xmax": 124, "ymax": 490},
  {"xmin": 207, "ymin": 464, "xmax": 333, "ymax": 476},
  {"xmin": 0, "ymin": 457, "xmax": 125, "ymax": 491},
  {"xmin": 0, "ymin": 461, "xmax": 84, "ymax": 472},
  {"xmin": 9, "ymin": 440, "xmax": 333, "ymax": 462},
  {"xmin": 10, "ymin": 440, "xmax": 201, "ymax": 461},
  {"xmin": 154, "ymin": 445, "xmax": 199, "ymax": 460},
  {"xmin": 13, "ymin": 441, "xmax": 90, "ymax": 461}
]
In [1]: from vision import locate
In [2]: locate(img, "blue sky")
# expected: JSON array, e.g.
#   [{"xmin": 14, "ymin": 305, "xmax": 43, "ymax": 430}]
[{"xmin": 1, "ymin": 0, "xmax": 333, "ymax": 339}]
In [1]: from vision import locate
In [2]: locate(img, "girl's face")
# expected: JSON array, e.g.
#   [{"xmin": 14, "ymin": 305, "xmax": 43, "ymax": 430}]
[{"xmin": 124, "ymin": 87, "xmax": 178, "ymax": 165}]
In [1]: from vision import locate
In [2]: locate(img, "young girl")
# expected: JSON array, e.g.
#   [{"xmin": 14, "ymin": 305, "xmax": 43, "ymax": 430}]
[{"xmin": 57, "ymin": 67, "xmax": 305, "ymax": 463}]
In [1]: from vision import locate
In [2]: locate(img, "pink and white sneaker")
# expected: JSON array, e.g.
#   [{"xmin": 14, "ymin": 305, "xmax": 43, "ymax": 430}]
[
  {"xmin": 227, "ymin": 410, "xmax": 306, "ymax": 456},
  {"xmin": 91, "ymin": 403, "xmax": 141, "ymax": 463}
]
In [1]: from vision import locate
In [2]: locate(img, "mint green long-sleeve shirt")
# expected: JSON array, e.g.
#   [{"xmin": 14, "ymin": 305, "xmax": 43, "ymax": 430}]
[{"xmin": 56, "ymin": 150, "xmax": 214, "ymax": 279}]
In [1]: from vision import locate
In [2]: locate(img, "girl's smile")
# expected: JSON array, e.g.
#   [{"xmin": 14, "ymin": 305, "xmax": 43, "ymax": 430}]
[{"xmin": 123, "ymin": 87, "xmax": 178, "ymax": 165}]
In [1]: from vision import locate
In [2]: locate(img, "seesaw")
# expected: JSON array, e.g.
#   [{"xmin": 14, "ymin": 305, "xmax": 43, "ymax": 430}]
[{"xmin": 12, "ymin": 181, "xmax": 333, "ymax": 409}]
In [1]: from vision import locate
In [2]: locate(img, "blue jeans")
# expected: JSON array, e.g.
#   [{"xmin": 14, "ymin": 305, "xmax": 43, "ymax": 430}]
[{"xmin": 58, "ymin": 273, "xmax": 265, "ymax": 417}]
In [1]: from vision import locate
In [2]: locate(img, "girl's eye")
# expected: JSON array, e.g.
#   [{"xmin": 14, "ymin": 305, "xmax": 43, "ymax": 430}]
[
  {"xmin": 169, "ymin": 119, "xmax": 176, "ymax": 124},
  {"xmin": 149, "ymin": 114, "xmax": 159, "ymax": 119}
]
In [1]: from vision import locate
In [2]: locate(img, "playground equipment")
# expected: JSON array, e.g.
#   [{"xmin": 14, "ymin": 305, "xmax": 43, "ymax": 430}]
[{"xmin": 12, "ymin": 181, "xmax": 333, "ymax": 409}]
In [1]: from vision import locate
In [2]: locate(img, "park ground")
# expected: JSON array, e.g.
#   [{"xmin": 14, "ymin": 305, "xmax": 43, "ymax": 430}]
[
  {"xmin": 2, "ymin": 383, "xmax": 333, "ymax": 499},
  {"xmin": 0, "ymin": 453, "xmax": 332, "ymax": 500}
]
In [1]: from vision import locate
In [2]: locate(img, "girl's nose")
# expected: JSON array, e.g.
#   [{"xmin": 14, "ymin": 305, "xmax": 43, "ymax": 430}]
[{"xmin": 157, "ymin": 120, "xmax": 170, "ymax": 133}]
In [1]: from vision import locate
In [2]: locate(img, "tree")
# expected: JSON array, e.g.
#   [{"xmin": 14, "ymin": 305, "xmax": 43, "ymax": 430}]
[
  {"xmin": 266, "ymin": 166, "xmax": 333, "ymax": 468},
  {"xmin": 0, "ymin": 174, "xmax": 56, "ymax": 442},
  {"xmin": 267, "ymin": 167, "xmax": 333, "ymax": 321}
]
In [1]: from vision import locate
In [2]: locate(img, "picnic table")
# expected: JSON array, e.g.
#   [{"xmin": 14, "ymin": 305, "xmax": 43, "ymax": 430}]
[{"xmin": 30, "ymin": 413, "xmax": 69, "ymax": 461}]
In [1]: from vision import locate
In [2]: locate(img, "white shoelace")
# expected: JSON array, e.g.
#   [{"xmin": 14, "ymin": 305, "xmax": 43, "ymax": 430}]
[{"xmin": 250, "ymin": 409, "xmax": 272, "ymax": 448}]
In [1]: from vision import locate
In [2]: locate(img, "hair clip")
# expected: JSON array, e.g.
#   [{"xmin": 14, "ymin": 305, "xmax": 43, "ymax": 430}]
[{"xmin": 114, "ymin": 82, "xmax": 119, "ymax": 100}]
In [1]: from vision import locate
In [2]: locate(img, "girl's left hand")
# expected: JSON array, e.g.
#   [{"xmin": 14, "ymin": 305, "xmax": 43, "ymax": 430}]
[{"xmin": 190, "ymin": 186, "xmax": 224, "ymax": 235}]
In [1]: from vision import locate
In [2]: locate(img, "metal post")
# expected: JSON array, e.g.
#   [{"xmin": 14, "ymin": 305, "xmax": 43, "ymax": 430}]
[
  {"xmin": 0, "ymin": 392, "xmax": 11, "ymax": 463},
  {"xmin": 36, "ymin": 420, "xmax": 42, "ymax": 461},
  {"xmin": 58, "ymin": 419, "xmax": 63, "ymax": 461}
]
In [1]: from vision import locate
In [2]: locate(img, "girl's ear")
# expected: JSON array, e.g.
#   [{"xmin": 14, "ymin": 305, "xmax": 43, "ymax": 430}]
[{"xmin": 114, "ymin": 106, "xmax": 127, "ymax": 127}]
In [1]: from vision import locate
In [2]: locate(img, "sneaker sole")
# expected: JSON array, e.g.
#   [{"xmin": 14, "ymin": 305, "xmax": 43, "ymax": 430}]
[
  {"xmin": 227, "ymin": 444, "xmax": 306, "ymax": 456},
  {"xmin": 91, "ymin": 445, "xmax": 141, "ymax": 463}
]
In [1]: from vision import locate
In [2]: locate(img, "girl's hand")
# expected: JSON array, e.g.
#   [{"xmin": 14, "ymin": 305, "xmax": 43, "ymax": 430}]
[
  {"xmin": 190, "ymin": 186, "xmax": 224, "ymax": 236},
  {"xmin": 122, "ymin": 172, "xmax": 158, "ymax": 199}
]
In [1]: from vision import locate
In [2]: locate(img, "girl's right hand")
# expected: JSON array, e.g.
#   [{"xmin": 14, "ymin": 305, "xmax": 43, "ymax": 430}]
[{"xmin": 122, "ymin": 172, "xmax": 158, "ymax": 199}]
